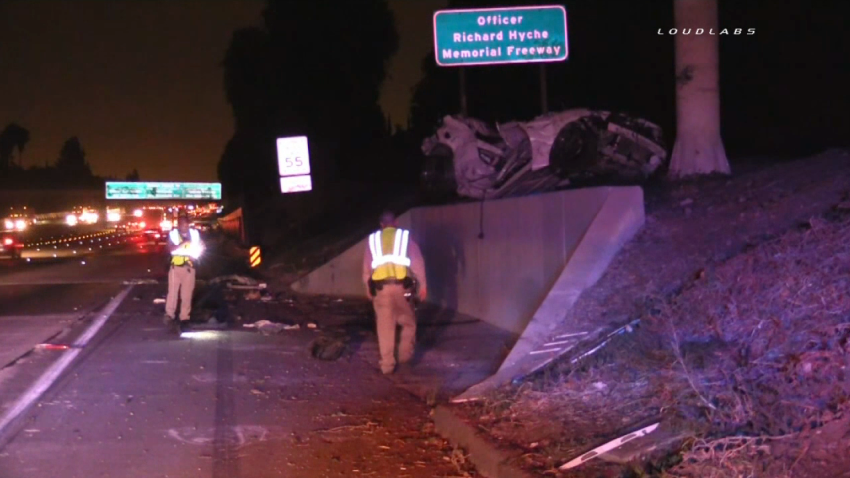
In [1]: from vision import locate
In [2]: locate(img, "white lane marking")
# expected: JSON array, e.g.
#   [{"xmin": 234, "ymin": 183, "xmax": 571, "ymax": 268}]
[
  {"xmin": 529, "ymin": 348, "xmax": 562, "ymax": 355},
  {"xmin": 73, "ymin": 286, "xmax": 133, "ymax": 346},
  {"xmin": 0, "ymin": 285, "xmax": 133, "ymax": 439}
]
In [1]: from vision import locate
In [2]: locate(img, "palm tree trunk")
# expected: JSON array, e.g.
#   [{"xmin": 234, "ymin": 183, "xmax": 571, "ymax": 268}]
[{"xmin": 668, "ymin": 0, "xmax": 731, "ymax": 178}]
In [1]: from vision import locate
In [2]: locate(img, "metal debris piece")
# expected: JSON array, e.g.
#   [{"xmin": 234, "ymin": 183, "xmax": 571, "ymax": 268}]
[
  {"xmin": 559, "ymin": 422, "xmax": 660, "ymax": 471},
  {"xmin": 570, "ymin": 319, "xmax": 640, "ymax": 365},
  {"xmin": 35, "ymin": 344, "xmax": 74, "ymax": 351}
]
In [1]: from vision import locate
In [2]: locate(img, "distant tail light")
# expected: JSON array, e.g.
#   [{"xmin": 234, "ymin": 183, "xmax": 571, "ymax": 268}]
[{"xmin": 3, "ymin": 238, "xmax": 12, "ymax": 246}]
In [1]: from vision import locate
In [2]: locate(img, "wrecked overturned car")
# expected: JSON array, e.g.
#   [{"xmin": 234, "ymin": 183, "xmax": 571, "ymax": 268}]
[{"xmin": 420, "ymin": 109, "xmax": 668, "ymax": 200}]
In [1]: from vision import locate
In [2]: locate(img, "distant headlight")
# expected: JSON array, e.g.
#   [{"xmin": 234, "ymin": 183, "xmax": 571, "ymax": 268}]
[
  {"xmin": 14, "ymin": 219, "xmax": 27, "ymax": 231},
  {"xmin": 66, "ymin": 214, "xmax": 78, "ymax": 226},
  {"xmin": 3, "ymin": 219, "xmax": 12, "ymax": 230}
]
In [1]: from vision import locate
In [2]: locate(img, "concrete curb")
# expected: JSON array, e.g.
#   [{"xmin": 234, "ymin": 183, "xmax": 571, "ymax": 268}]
[{"xmin": 432, "ymin": 405, "xmax": 537, "ymax": 478}]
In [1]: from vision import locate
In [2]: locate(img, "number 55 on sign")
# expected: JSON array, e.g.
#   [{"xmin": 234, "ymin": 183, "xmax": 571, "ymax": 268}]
[{"xmin": 276, "ymin": 136, "xmax": 311, "ymax": 177}]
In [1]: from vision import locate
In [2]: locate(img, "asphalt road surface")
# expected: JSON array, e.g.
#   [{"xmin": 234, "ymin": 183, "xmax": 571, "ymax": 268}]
[{"xmin": 0, "ymin": 232, "xmax": 474, "ymax": 478}]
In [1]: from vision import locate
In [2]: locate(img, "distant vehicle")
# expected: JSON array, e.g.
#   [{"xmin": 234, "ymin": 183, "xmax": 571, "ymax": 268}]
[
  {"xmin": 420, "ymin": 109, "xmax": 668, "ymax": 201},
  {"xmin": 4, "ymin": 207, "xmax": 33, "ymax": 232},
  {"xmin": 191, "ymin": 217, "xmax": 216, "ymax": 233},
  {"xmin": 65, "ymin": 206, "xmax": 100, "ymax": 226},
  {"xmin": 137, "ymin": 209, "xmax": 169, "ymax": 245},
  {"xmin": 0, "ymin": 232, "xmax": 23, "ymax": 260}
]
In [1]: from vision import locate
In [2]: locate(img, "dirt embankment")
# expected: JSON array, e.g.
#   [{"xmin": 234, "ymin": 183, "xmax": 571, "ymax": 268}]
[{"xmin": 457, "ymin": 150, "xmax": 850, "ymax": 477}]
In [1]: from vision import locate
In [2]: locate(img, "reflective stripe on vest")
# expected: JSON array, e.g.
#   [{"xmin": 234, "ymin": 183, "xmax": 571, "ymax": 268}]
[
  {"xmin": 369, "ymin": 228, "xmax": 410, "ymax": 269},
  {"xmin": 170, "ymin": 228, "xmax": 201, "ymax": 265},
  {"xmin": 170, "ymin": 228, "xmax": 200, "ymax": 245}
]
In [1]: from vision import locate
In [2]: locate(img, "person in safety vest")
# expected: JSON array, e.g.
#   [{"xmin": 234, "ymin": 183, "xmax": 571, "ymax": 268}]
[
  {"xmin": 362, "ymin": 211, "xmax": 427, "ymax": 374},
  {"xmin": 164, "ymin": 211, "xmax": 204, "ymax": 334}
]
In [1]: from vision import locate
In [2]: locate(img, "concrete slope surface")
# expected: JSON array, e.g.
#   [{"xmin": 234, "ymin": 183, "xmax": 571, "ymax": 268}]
[{"xmin": 292, "ymin": 186, "xmax": 645, "ymax": 400}]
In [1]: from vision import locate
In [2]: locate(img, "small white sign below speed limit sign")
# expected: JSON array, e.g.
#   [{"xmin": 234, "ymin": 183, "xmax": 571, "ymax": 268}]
[{"xmin": 276, "ymin": 136, "xmax": 311, "ymax": 177}]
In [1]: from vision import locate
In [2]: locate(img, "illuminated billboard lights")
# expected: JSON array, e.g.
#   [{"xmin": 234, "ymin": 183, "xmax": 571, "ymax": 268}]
[{"xmin": 105, "ymin": 182, "xmax": 222, "ymax": 200}]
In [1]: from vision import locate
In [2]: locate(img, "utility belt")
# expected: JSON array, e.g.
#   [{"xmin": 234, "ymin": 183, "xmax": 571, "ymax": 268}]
[{"xmin": 368, "ymin": 277, "xmax": 414, "ymax": 296}]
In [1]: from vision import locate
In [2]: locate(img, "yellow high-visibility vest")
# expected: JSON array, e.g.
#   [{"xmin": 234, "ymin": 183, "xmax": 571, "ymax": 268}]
[
  {"xmin": 369, "ymin": 227, "xmax": 411, "ymax": 281},
  {"xmin": 170, "ymin": 228, "xmax": 201, "ymax": 267}
]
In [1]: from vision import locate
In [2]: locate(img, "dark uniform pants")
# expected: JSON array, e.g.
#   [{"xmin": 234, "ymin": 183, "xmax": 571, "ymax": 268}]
[
  {"xmin": 372, "ymin": 283, "xmax": 416, "ymax": 373},
  {"xmin": 166, "ymin": 264, "xmax": 195, "ymax": 321}
]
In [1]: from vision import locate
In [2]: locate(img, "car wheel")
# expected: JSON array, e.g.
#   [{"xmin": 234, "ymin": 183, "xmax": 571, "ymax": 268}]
[
  {"xmin": 549, "ymin": 118, "xmax": 601, "ymax": 178},
  {"xmin": 420, "ymin": 144, "xmax": 458, "ymax": 203}
]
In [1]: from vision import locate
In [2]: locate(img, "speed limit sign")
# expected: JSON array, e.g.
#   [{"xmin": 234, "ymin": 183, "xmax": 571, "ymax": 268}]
[{"xmin": 276, "ymin": 136, "xmax": 311, "ymax": 177}]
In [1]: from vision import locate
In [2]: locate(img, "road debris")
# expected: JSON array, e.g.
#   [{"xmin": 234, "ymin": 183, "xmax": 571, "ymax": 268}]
[
  {"xmin": 209, "ymin": 274, "xmax": 266, "ymax": 290},
  {"xmin": 243, "ymin": 320, "xmax": 301, "ymax": 335},
  {"xmin": 35, "ymin": 343, "xmax": 73, "ymax": 351},
  {"xmin": 310, "ymin": 334, "xmax": 348, "ymax": 361},
  {"xmin": 559, "ymin": 422, "xmax": 660, "ymax": 470},
  {"xmin": 123, "ymin": 279, "xmax": 159, "ymax": 285}
]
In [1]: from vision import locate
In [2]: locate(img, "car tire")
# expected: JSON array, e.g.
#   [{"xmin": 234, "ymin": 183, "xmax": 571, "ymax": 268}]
[{"xmin": 549, "ymin": 117, "xmax": 601, "ymax": 178}]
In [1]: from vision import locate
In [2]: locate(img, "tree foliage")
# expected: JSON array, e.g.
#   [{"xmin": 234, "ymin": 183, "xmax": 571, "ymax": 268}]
[
  {"xmin": 218, "ymin": 0, "xmax": 399, "ymax": 204},
  {"xmin": 55, "ymin": 136, "xmax": 93, "ymax": 177},
  {"xmin": 0, "ymin": 122, "xmax": 30, "ymax": 170}
]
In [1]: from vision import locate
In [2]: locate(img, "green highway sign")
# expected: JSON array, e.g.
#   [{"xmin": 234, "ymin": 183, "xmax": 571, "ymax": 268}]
[
  {"xmin": 105, "ymin": 182, "xmax": 222, "ymax": 200},
  {"xmin": 433, "ymin": 5, "xmax": 568, "ymax": 67}
]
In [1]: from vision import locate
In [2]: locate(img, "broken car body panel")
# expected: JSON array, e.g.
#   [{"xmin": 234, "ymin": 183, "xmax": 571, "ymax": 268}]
[{"xmin": 421, "ymin": 109, "xmax": 668, "ymax": 200}]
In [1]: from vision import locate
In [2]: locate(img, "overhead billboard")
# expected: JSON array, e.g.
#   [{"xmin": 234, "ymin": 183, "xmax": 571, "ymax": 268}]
[
  {"xmin": 433, "ymin": 5, "xmax": 568, "ymax": 67},
  {"xmin": 276, "ymin": 136, "xmax": 312, "ymax": 194},
  {"xmin": 105, "ymin": 182, "xmax": 222, "ymax": 200}
]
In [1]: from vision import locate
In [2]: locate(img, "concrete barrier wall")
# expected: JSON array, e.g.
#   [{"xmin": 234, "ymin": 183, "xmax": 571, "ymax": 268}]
[
  {"xmin": 292, "ymin": 187, "xmax": 630, "ymax": 335},
  {"xmin": 453, "ymin": 186, "xmax": 645, "ymax": 401}
]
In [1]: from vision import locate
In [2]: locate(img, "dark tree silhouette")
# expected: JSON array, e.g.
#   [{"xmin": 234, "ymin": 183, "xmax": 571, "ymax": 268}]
[
  {"xmin": 55, "ymin": 137, "xmax": 93, "ymax": 177},
  {"xmin": 218, "ymin": 0, "xmax": 399, "ymax": 203},
  {"xmin": 0, "ymin": 123, "xmax": 31, "ymax": 171},
  {"xmin": 125, "ymin": 169, "xmax": 140, "ymax": 181}
]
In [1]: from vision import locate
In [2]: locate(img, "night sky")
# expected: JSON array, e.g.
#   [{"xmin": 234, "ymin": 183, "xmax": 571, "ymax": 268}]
[
  {"xmin": 0, "ymin": 0, "xmax": 444, "ymax": 182},
  {"xmin": 2, "ymin": 0, "xmax": 846, "ymax": 183}
]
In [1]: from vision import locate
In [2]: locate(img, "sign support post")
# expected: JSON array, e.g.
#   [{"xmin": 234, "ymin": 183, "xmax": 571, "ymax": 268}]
[
  {"xmin": 540, "ymin": 64, "xmax": 548, "ymax": 114},
  {"xmin": 433, "ymin": 5, "xmax": 568, "ymax": 116},
  {"xmin": 459, "ymin": 69, "xmax": 468, "ymax": 116}
]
